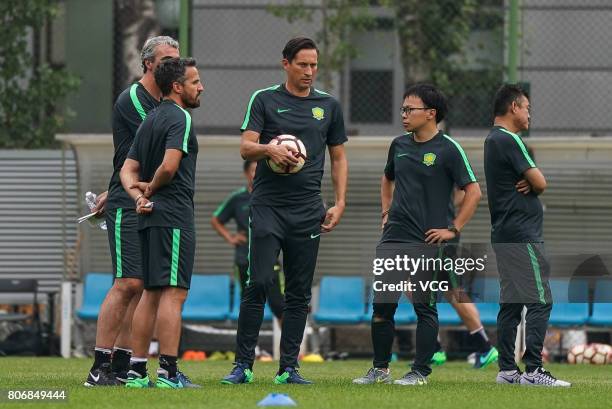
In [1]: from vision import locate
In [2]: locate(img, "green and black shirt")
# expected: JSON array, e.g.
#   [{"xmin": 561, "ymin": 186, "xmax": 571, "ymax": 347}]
[
  {"xmin": 484, "ymin": 126, "xmax": 543, "ymax": 243},
  {"xmin": 106, "ymin": 82, "xmax": 160, "ymax": 210},
  {"xmin": 240, "ymin": 83, "xmax": 347, "ymax": 206},
  {"xmin": 382, "ymin": 131, "xmax": 477, "ymax": 243},
  {"xmin": 127, "ymin": 100, "xmax": 198, "ymax": 230},
  {"xmin": 213, "ymin": 187, "xmax": 250, "ymax": 265}
]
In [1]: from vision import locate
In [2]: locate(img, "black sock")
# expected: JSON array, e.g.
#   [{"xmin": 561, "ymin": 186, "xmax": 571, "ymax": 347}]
[
  {"xmin": 130, "ymin": 358, "xmax": 148, "ymax": 377},
  {"xmin": 372, "ymin": 320, "xmax": 395, "ymax": 369},
  {"xmin": 159, "ymin": 355, "xmax": 178, "ymax": 378},
  {"xmin": 469, "ymin": 327, "xmax": 492, "ymax": 354},
  {"xmin": 111, "ymin": 348, "xmax": 131, "ymax": 374},
  {"xmin": 92, "ymin": 347, "xmax": 112, "ymax": 370}
]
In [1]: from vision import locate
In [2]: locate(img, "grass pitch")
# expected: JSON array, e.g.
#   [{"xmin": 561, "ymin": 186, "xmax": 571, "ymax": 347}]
[{"xmin": 2, "ymin": 358, "xmax": 611, "ymax": 408}]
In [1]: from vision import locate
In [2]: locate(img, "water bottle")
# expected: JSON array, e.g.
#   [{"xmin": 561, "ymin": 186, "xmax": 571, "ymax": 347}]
[{"xmin": 85, "ymin": 191, "xmax": 107, "ymax": 230}]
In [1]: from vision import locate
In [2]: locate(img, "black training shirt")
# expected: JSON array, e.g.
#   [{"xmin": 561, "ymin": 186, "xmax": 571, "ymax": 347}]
[
  {"xmin": 213, "ymin": 187, "xmax": 250, "ymax": 265},
  {"xmin": 382, "ymin": 131, "xmax": 477, "ymax": 243},
  {"xmin": 484, "ymin": 126, "xmax": 543, "ymax": 243},
  {"xmin": 127, "ymin": 100, "xmax": 198, "ymax": 230},
  {"xmin": 240, "ymin": 84, "xmax": 347, "ymax": 206},
  {"xmin": 107, "ymin": 82, "xmax": 159, "ymax": 210}
]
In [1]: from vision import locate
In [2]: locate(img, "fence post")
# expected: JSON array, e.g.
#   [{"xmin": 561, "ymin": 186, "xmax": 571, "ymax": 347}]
[
  {"xmin": 507, "ymin": 0, "xmax": 520, "ymax": 83},
  {"xmin": 179, "ymin": 0, "xmax": 190, "ymax": 56}
]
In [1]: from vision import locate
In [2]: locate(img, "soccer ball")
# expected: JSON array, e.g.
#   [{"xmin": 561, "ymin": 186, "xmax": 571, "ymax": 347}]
[
  {"xmin": 567, "ymin": 343, "xmax": 587, "ymax": 364},
  {"xmin": 587, "ymin": 343, "xmax": 612, "ymax": 365},
  {"xmin": 568, "ymin": 343, "xmax": 612, "ymax": 364},
  {"xmin": 266, "ymin": 135, "xmax": 307, "ymax": 175}
]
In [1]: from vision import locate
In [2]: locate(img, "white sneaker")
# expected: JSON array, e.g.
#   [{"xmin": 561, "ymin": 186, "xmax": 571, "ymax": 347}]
[{"xmin": 519, "ymin": 368, "xmax": 571, "ymax": 387}]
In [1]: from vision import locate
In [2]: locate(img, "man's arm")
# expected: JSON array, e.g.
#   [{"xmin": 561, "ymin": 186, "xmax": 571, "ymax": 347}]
[
  {"xmin": 120, "ymin": 159, "xmax": 152, "ymax": 214},
  {"xmin": 211, "ymin": 216, "xmax": 247, "ymax": 246},
  {"xmin": 517, "ymin": 168, "xmax": 547, "ymax": 195},
  {"xmin": 381, "ymin": 175, "xmax": 394, "ymax": 229},
  {"xmin": 145, "ymin": 149, "xmax": 183, "ymax": 197},
  {"xmin": 321, "ymin": 144, "xmax": 348, "ymax": 233},
  {"xmin": 240, "ymin": 130, "xmax": 298, "ymax": 165}
]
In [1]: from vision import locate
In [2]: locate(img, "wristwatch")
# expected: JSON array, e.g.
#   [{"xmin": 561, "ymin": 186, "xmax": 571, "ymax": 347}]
[{"xmin": 447, "ymin": 224, "xmax": 460, "ymax": 236}]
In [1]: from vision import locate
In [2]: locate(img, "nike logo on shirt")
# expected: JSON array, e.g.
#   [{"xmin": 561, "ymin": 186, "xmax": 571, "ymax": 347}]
[
  {"xmin": 396, "ymin": 153, "xmax": 409, "ymax": 158},
  {"xmin": 277, "ymin": 108, "xmax": 291, "ymax": 113}
]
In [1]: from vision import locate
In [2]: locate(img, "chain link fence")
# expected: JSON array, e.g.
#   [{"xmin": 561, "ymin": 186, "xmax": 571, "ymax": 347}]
[{"xmin": 109, "ymin": 0, "xmax": 612, "ymax": 136}]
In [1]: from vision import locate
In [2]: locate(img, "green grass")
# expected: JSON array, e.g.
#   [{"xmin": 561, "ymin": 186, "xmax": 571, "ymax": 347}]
[{"xmin": 2, "ymin": 358, "xmax": 611, "ymax": 408}]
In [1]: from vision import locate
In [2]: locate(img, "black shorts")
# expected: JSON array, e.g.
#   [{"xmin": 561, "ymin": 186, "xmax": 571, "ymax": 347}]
[
  {"xmin": 139, "ymin": 227, "xmax": 195, "ymax": 290},
  {"xmin": 106, "ymin": 208, "xmax": 142, "ymax": 279},
  {"xmin": 493, "ymin": 242, "xmax": 552, "ymax": 304}
]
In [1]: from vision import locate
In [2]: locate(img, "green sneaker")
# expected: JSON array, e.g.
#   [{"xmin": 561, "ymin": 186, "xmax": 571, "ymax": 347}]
[
  {"xmin": 155, "ymin": 369, "xmax": 201, "ymax": 388},
  {"xmin": 125, "ymin": 370, "xmax": 153, "ymax": 388},
  {"xmin": 431, "ymin": 351, "xmax": 447, "ymax": 366},
  {"xmin": 473, "ymin": 346, "xmax": 498, "ymax": 369}
]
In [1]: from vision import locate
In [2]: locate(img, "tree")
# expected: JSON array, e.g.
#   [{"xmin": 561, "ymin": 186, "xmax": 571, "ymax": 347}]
[
  {"xmin": 268, "ymin": 0, "xmax": 376, "ymax": 93},
  {"xmin": 0, "ymin": 0, "xmax": 80, "ymax": 148}
]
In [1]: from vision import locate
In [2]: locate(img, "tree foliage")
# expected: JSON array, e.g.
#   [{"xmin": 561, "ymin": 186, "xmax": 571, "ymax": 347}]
[{"xmin": 0, "ymin": 0, "xmax": 80, "ymax": 148}]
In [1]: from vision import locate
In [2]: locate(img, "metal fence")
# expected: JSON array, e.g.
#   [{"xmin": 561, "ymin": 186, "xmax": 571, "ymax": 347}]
[{"xmin": 107, "ymin": 0, "xmax": 612, "ymax": 137}]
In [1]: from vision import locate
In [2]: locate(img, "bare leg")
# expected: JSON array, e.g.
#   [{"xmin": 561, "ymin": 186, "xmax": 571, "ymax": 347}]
[
  {"xmin": 130, "ymin": 288, "xmax": 162, "ymax": 358},
  {"xmin": 95, "ymin": 278, "xmax": 143, "ymax": 348},
  {"xmin": 157, "ymin": 287, "xmax": 188, "ymax": 356},
  {"xmin": 114, "ymin": 289, "xmax": 142, "ymax": 349}
]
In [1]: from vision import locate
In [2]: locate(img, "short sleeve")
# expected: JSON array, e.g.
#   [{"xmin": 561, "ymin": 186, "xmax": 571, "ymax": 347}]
[
  {"xmin": 213, "ymin": 194, "xmax": 236, "ymax": 223},
  {"xmin": 240, "ymin": 91, "xmax": 265, "ymax": 133},
  {"xmin": 503, "ymin": 133, "xmax": 536, "ymax": 176},
  {"xmin": 444, "ymin": 135, "xmax": 477, "ymax": 188},
  {"xmin": 166, "ymin": 106, "xmax": 191, "ymax": 154},
  {"xmin": 326, "ymin": 100, "xmax": 347, "ymax": 146},
  {"xmin": 384, "ymin": 140, "xmax": 396, "ymax": 180}
]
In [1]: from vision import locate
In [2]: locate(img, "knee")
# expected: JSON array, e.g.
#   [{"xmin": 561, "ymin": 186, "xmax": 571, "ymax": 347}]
[
  {"xmin": 113, "ymin": 278, "xmax": 143, "ymax": 299},
  {"xmin": 372, "ymin": 303, "xmax": 396, "ymax": 322}
]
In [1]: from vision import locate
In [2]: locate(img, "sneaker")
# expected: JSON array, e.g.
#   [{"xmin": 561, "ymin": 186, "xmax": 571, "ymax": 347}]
[
  {"xmin": 352, "ymin": 368, "xmax": 392, "ymax": 384},
  {"xmin": 220, "ymin": 362, "xmax": 253, "ymax": 385},
  {"xmin": 393, "ymin": 370, "xmax": 427, "ymax": 386},
  {"xmin": 431, "ymin": 351, "xmax": 447, "ymax": 366},
  {"xmin": 124, "ymin": 370, "xmax": 154, "ymax": 388},
  {"xmin": 113, "ymin": 368, "xmax": 129, "ymax": 384},
  {"xmin": 519, "ymin": 367, "xmax": 571, "ymax": 387},
  {"xmin": 473, "ymin": 347, "xmax": 499, "ymax": 369},
  {"xmin": 496, "ymin": 369, "xmax": 522, "ymax": 384},
  {"xmin": 274, "ymin": 367, "xmax": 313, "ymax": 385},
  {"xmin": 84, "ymin": 363, "xmax": 122, "ymax": 387},
  {"xmin": 156, "ymin": 368, "xmax": 201, "ymax": 388}
]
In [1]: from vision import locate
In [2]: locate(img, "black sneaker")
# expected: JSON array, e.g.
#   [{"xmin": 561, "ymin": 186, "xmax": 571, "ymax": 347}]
[{"xmin": 84, "ymin": 363, "xmax": 122, "ymax": 387}]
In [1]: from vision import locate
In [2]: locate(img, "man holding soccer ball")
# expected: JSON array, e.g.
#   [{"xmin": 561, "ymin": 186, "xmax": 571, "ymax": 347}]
[{"xmin": 222, "ymin": 37, "xmax": 348, "ymax": 385}]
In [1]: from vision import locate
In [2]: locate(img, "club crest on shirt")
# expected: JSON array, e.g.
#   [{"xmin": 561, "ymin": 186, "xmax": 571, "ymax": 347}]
[
  {"xmin": 312, "ymin": 107, "xmax": 325, "ymax": 121},
  {"xmin": 422, "ymin": 152, "xmax": 436, "ymax": 166}
]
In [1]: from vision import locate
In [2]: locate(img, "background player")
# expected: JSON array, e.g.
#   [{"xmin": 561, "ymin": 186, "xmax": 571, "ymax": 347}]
[
  {"xmin": 484, "ymin": 84, "xmax": 570, "ymax": 387},
  {"xmin": 221, "ymin": 37, "xmax": 348, "ymax": 385},
  {"xmin": 84, "ymin": 36, "xmax": 179, "ymax": 387},
  {"xmin": 120, "ymin": 57, "xmax": 203, "ymax": 389}
]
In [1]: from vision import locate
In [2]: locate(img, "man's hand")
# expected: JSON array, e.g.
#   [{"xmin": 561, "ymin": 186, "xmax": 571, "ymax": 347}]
[
  {"xmin": 136, "ymin": 196, "xmax": 153, "ymax": 215},
  {"xmin": 515, "ymin": 179, "xmax": 531, "ymax": 195},
  {"xmin": 229, "ymin": 232, "xmax": 248, "ymax": 246},
  {"xmin": 93, "ymin": 191, "xmax": 108, "ymax": 216},
  {"xmin": 425, "ymin": 228, "xmax": 456, "ymax": 244},
  {"xmin": 381, "ymin": 213, "xmax": 388, "ymax": 230},
  {"xmin": 131, "ymin": 182, "xmax": 153, "ymax": 198},
  {"xmin": 267, "ymin": 143, "xmax": 299, "ymax": 166},
  {"xmin": 321, "ymin": 204, "xmax": 345, "ymax": 233}
]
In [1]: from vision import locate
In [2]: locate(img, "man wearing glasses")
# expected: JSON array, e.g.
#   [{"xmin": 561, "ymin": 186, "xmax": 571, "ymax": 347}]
[{"xmin": 353, "ymin": 84, "xmax": 481, "ymax": 386}]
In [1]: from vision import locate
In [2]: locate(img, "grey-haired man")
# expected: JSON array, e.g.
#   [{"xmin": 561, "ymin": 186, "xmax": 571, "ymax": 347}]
[{"xmin": 84, "ymin": 36, "xmax": 179, "ymax": 387}]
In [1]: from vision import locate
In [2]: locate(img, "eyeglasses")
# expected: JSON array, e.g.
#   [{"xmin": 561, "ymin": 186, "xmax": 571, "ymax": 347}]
[{"xmin": 400, "ymin": 106, "xmax": 432, "ymax": 115}]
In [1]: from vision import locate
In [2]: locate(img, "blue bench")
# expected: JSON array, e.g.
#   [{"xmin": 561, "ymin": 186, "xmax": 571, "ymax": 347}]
[
  {"xmin": 314, "ymin": 276, "xmax": 365, "ymax": 324},
  {"xmin": 76, "ymin": 273, "xmax": 113, "ymax": 320},
  {"xmin": 588, "ymin": 279, "xmax": 612, "ymax": 326},
  {"xmin": 549, "ymin": 279, "xmax": 590, "ymax": 326},
  {"xmin": 182, "ymin": 274, "xmax": 231, "ymax": 321}
]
